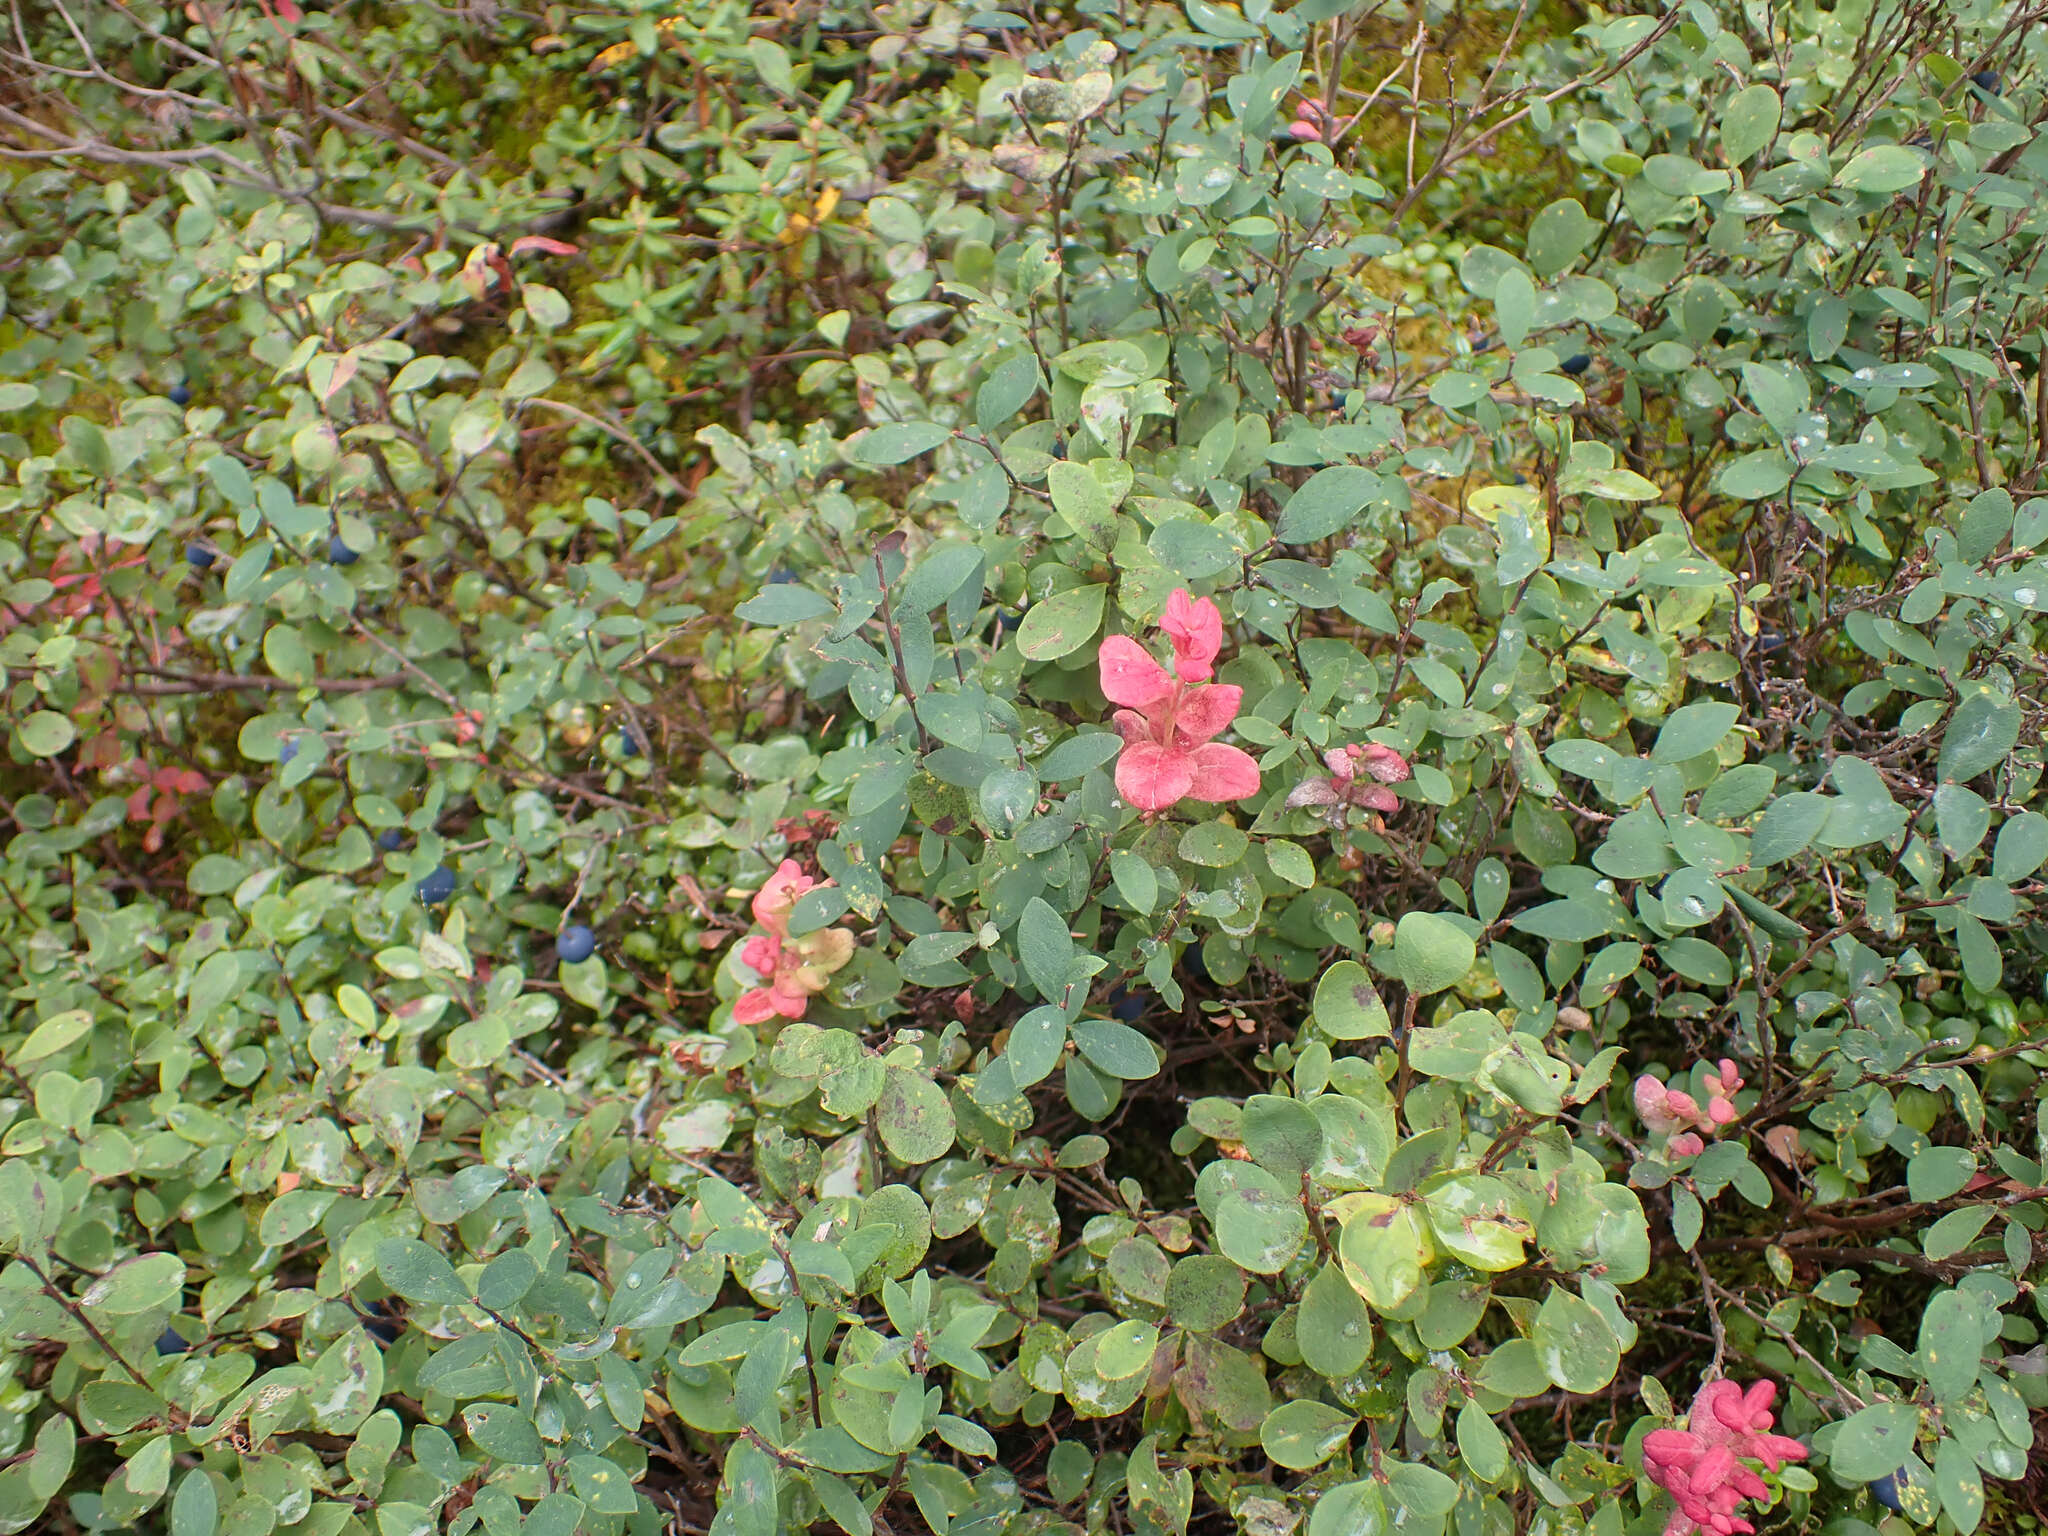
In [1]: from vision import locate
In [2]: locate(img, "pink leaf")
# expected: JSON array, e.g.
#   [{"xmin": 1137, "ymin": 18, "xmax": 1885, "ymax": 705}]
[
  {"xmin": 1099, "ymin": 635, "xmax": 1173, "ymax": 710},
  {"xmin": 1160, "ymin": 588, "xmax": 1222, "ymax": 681},
  {"xmin": 1357, "ymin": 742, "xmax": 1412, "ymax": 783},
  {"xmin": 1114, "ymin": 740, "xmax": 1195, "ymax": 812},
  {"xmin": 1170, "ymin": 681, "xmax": 1243, "ymax": 746},
  {"xmin": 510, "ymin": 236, "xmax": 580, "ymax": 257},
  {"xmin": 1286, "ymin": 779, "xmax": 1341, "ymax": 809},
  {"xmin": 732, "ymin": 989, "xmax": 780, "ymax": 1024},
  {"xmin": 1182, "ymin": 742, "xmax": 1261, "ymax": 803},
  {"xmin": 751, "ymin": 859, "xmax": 815, "ymax": 933},
  {"xmin": 1111, "ymin": 707, "xmax": 1154, "ymax": 747},
  {"xmin": 740, "ymin": 935, "xmax": 780, "ymax": 977}
]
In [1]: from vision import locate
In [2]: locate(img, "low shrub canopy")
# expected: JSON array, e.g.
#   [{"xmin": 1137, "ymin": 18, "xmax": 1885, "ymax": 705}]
[{"xmin": 1, "ymin": 1, "xmax": 2047, "ymax": 1534}]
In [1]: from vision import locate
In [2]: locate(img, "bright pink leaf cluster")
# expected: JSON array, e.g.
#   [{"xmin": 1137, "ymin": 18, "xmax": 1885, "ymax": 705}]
[
  {"xmin": 1634, "ymin": 1059, "xmax": 1743, "ymax": 1159},
  {"xmin": 1099, "ymin": 589, "xmax": 1260, "ymax": 814},
  {"xmin": 732, "ymin": 860, "xmax": 856, "ymax": 1024},
  {"xmin": 1643, "ymin": 1380, "xmax": 1808, "ymax": 1536}
]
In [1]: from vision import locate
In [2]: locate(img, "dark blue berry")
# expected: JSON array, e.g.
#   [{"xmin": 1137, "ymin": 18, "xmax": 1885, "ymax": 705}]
[
  {"xmin": 277, "ymin": 740, "xmax": 298, "ymax": 765},
  {"xmin": 768, "ymin": 566, "xmax": 798, "ymax": 584},
  {"xmin": 1107, "ymin": 985, "xmax": 1147, "ymax": 1022},
  {"xmin": 1871, "ymin": 1472, "xmax": 1906, "ymax": 1513},
  {"xmin": 1972, "ymin": 70, "xmax": 2002, "ymax": 94},
  {"xmin": 185, "ymin": 543, "xmax": 216, "ymax": 569},
  {"xmin": 327, "ymin": 536, "xmax": 359, "ymax": 566},
  {"xmin": 994, "ymin": 609, "xmax": 1026, "ymax": 636},
  {"xmin": 618, "ymin": 730, "xmax": 641, "ymax": 757},
  {"xmin": 169, "ymin": 383, "xmax": 192, "ymax": 407},
  {"xmin": 1561, "ymin": 354, "xmax": 1592, "ymax": 376},
  {"xmin": 417, "ymin": 866, "xmax": 456, "ymax": 905},
  {"xmin": 156, "ymin": 1327, "xmax": 191, "ymax": 1355},
  {"xmin": 558, "ymin": 924, "xmax": 596, "ymax": 964},
  {"xmin": 377, "ymin": 829, "xmax": 405, "ymax": 852}
]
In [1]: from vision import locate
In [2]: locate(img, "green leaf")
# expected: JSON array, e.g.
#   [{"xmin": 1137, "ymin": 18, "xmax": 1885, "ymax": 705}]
[
  {"xmin": 746, "ymin": 37, "xmax": 794, "ymax": 94},
  {"xmin": 169, "ymin": 1469, "xmax": 217, "ymax": 1536},
  {"xmin": 1494, "ymin": 267, "xmax": 1537, "ymax": 349},
  {"xmin": 1048, "ymin": 461, "xmax": 1117, "ymax": 551},
  {"xmin": 979, "ymin": 767, "xmax": 1037, "ymax": 835},
  {"xmin": 1179, "ymin": 820, "xmax": 1250, "ymax": 867},
  {"xmin": 1275, "ymin": 466, "xmax": 1382, "ymax": 544},
  {"xmin": 1935, "ymin": 1436, "xmax": 1984, "ymax": 1534},
  {"xmin": 1297, "ymin": 1263, "xmax": 1373, "ymax": 1378},
  {"xmin": 464, "ymin": 1403, "xmax": 548, "ymax": 1465},
  {"xmin": 1310, "ymin": 962, "xmax": 1392, "ymax": 1048},
  {"xmin": 1212, "ymin": 1165, "xmax": 1308, "ymax": 1275},
  {"xmin": 374, "ymin": 1238, "xmax": 471, "ymax": 1305},
  {"xmin": 737, "ymin": 585, "xmax": 834, "ymax": 625},
  {"xmin": 1907, "ymin": 1147, "xmax": 1978, "ymax": 1203},
  {"xmin": 1715, "ymin": 449, "xmax": 1794, "ymax": 499},
  {"xmin": 1827, "ymin": 1402, "xmax": 1923, "ymax": 1480},
  {"xmin": 17, "ymin": 711, "xmax": 77, "ymax": 758},
  {"xmin": 1923, "ymin": 1205, "xmax": 1995, "ymax": 1263},
  {"xmin": 1017, "ymin": 897, "xmax": 1076, "ymax": 1003},
  {"xmin": 1165, "ymin": 1254, "xmax": 1245, "ymax": 1332},
  {"xmin": 1918, "ymin": 1291, "xmax": 1984, "ymax": 1402},
  {"xmin": 1095, "ymin": 1319, "xmax": 1159, "ymax": 1378},
  {"xmin": 1111, "ymin": 849, "xmax": 1158, "ymax": 913},
  {"xmin": 1751, "ymin": 792, "xmax": 1832, "ymax": 865},
  {"xmin": 26, "ymin": 1416, "xmax": 73, "ymax": 1502},
  {"xmin": 1309, "ymin": 1483, "xmax": 1388, "ymax": 1536},
  {"xmin": 1004, "ymin": 1005, "xmax": 1068, "ymax": 1088},
  {"xmin": 1719, "ymin": 84, "xmax": 1782, "ymax": 166},
  {"xmin": 1651, "ymin": 701, "xmax": 1739, "ymax": 762},
  {"xmin": 1264, "ymin": 838, "xmax": 1315, "ymax": 887},
  {"xmin": 1954, "ymin": 910, "xmax": 2002, "ymax": 993},
  {"xmin": 976, "ymin": 354, "xmax": 1040, "ymax": 431},
  {"xmin": 477, "ymin": 1250, "xmax": 541, "ymax": 1310},
  {"xmin": 81, "ymin": 1253, "xmax": 185, "ymax": 1314},
  {"xmin": 1016, "ymin": 583, "xmax": 1107, "ymax": 661},
  {"xmin": 1532, "ymin": 1284, "xmax": 1620, "ymax": 1393},
  {"xmin": 1835, "ymin": 144, "xmax": 1928, "ymax": 193},
  {"xmin": 1422, "ymin": 1174, "xmax": 1531, "ymax": 1272},
  {"xmin": 1260, "ymin": 1401, "xmax": 1357, "ymax": 1470},
  {"xmin": 1336, "ymin": 1193, "xmax": 1433, "ymax": 1311},
  {"xmin": 1524, "ymin": 198, "xmax": 1599, "ymax": 279},
  {"xmin": 1458, "ymin": 1400, "xmax": 1510, "ymax": 1482},
  {"xmin": 811, "ymin": 1470, "xmax": 873, "ymax": 1536},
  {"xmin": 1994, "ymin": 810, "xmax": 2048, "ymax": 880},
  {"xmin": 724, "ymin": 1441, "xmax": 786, "ymax": 1531},
  {"xmin": 1393, "ymin": 912, "xmax": 1476, "ymax": 996},
  {"xmin": 1939, "ymin": 692, "xmax": 2021, "ymax": 784},
  {"xmin": 853, "ymin": 422, "xmax": 950, "ymax": 464},
  {"xmin": 935, "ymin": 1415, "xmax": 997, "ymax": 1461},
  {"xmin": 1241, "ymin": 1094, "xmax": 1325, "ymax": 1177},
  {"xmin": 203, "ymin": 455, "xmax": 255, "ymax": 507},
  {"xmin": 60, "ymin": 415, "xmax": 114, "ymax": 476},
  {"xmin": 1069, "ymin": 1019, "xmax": 1158, "ymax": 1080},
  {"xmin": 18, "ymin": 1009, "xmax": 92, "ymax": 1063},
  {"xmin": 877, "ymin": 1067, "xmax": 955, "ymax": 1164}
]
